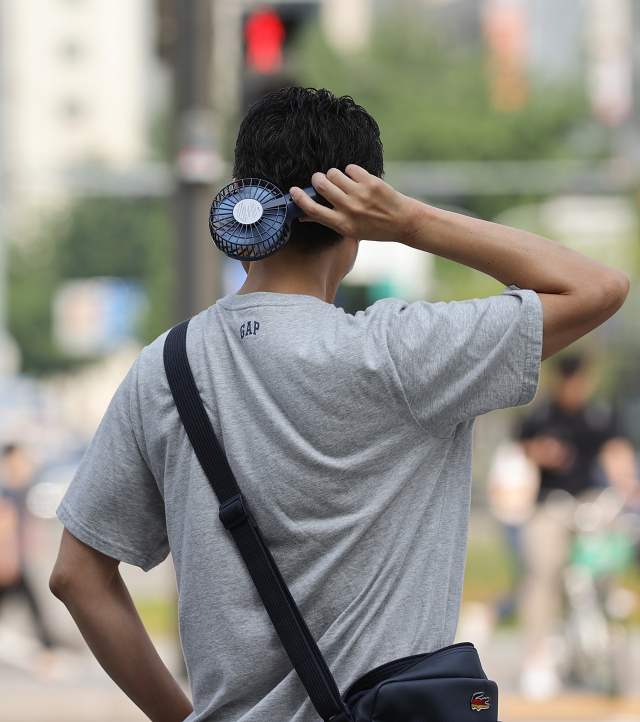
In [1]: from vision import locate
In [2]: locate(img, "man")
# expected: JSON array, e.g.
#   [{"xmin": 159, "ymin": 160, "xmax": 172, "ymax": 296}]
[
  {"xmin": 50, "ymin": 87, "xmax": 628, "ymax": 722},
  {"xmin": 518, "ymin": 354, "xmax": 639, "ymax": 697}
]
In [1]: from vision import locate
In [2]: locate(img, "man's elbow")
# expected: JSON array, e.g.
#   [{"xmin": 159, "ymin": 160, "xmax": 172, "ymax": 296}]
[
  {"xmin": 50, "ymin": 528, "xmax": 120, "ymax": 605},
  {"xmin": 49, "ymin": 566, "xmax": 74, "ymax": 603},
  {"xmin": 50, "ymin": 558, "xmax": 87, "ymax": 605},
  {"xmin": 541, "ymin": 267, "xmax": 629, "ymax": 360},
  {"xmin": 596, "ymin": 267, "xmax": 629, "ymax": 318}
]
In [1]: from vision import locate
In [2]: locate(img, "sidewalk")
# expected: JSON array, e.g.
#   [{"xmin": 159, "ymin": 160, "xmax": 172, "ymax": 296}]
[
  {"xmin": 1, "ymin": 627, "xmax": 639, "ymax": 722},
  {"xmin": 3, "ymin": 669, "xmax": 639, "ymax": 722},
  {"xmin": 0, "ymin": 631, "xmax": 184, "ymax": 722},
  {"xmin": 2, "ymin": 663, "xmax": 640, "ymax": 722},
  {"xmin": 501, "ymin": 694, "xmax": 640, "ymax": 721},
  {"xmin": 2, "ymin": 674, "xmax": 147, "ymax": 722}
]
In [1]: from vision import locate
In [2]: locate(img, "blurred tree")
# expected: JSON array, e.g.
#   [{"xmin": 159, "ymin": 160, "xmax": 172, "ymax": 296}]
[
  {"xmin": 297, "ymin": 18, "xmax": 586, "ymax": 169},
  {"xmin": 296, "ymin": 15, "xmax": 588, "ymax": 303},
  {"xmin": 8, "ymin": 198, "xmax": 173, "ymax": 375}
]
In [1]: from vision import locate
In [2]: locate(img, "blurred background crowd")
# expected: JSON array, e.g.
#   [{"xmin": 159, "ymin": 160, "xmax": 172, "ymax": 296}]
[{"xmin": 1, "ymin": 1, "xmax": 640, "ymax": 720}]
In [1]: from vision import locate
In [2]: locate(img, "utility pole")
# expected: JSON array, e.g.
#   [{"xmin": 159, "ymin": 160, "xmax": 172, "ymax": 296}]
[{"xmin": 173, "ymin": 0, "xmax": 222, "ymax": 322}]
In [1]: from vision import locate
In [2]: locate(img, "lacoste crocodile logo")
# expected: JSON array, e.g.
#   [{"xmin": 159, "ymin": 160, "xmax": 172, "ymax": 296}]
[{"xmin": 471, "ymin": 692, "xmax": 491, "ymax": 712}]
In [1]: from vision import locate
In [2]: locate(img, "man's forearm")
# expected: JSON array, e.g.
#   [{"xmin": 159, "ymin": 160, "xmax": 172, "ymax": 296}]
[
  {"xmin": 59, "ymin": 570, "xmax": 192, "ymax": 722},
  {"xmin": 401, "ymin": 201, "xmax": 628, "ymax": 358},
  {"xmin": 51, "ymin": 530, "xmax": 193, "ymax": 722},
  {"xmin": 403, "ymin": 201, "xmax": 616, "ymax": 297}
]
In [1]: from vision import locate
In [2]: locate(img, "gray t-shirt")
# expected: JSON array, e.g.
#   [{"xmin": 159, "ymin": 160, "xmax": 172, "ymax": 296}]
[{"xmin": 58, "ymin": 288, "xmax": 542, "ymax": 722}]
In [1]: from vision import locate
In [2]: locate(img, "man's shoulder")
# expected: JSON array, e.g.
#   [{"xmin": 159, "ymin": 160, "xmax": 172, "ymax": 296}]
[
  {"xmin": 123, "ymin": 328, "xmax": 172, "ymax": 404},
  {"xmin": 138, "ymin": 328, "xmax": 171, "ymax": 367}
]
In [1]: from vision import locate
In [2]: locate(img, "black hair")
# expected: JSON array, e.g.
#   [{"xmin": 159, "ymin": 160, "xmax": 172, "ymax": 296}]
[
  {"xmin": 558, "ymin": 353, "xmax": 586, "ymax": 378},
  {"xmin": 2, "ymin": 444, "xmax": 17, "ymax": 458},
  {"xmin": 233, "ymin": 87, "xmax": 384, "ymax": 254}
]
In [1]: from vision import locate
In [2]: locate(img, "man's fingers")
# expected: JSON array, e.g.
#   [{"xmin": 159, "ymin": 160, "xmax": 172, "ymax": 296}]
[
  {"xmin": 345, "ymin": 164, "xmax": 371, "ymax": 182},
  {"xmin": 310, "ymin": 172, "xmax": 349, "ymax": 206},
  {"xmin": 325, "ymin": 167, "xmax": 359, "ymax": 194},
  {"xmin": 290, "ymin": 165, "xmax": 380, "ymax": 236},
  {"xmin": 289, "ymin": 187, "xmax": 340, "ymax": 229}
]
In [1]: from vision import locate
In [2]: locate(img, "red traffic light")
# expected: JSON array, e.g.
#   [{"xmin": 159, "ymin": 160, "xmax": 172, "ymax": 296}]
[{"xmin": 244, "ymin": 6, "xmax": 286, "ymax": 74}]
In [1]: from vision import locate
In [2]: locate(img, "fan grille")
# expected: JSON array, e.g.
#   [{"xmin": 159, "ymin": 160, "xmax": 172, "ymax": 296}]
[{"xmin": 209, "ymin": 178, "xmax": 289, "ymax": 260}]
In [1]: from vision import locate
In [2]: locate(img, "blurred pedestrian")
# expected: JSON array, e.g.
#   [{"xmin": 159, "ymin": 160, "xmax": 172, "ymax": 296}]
[
  {"xmin": 486, "ymin": 440, "xmax": 540, "ymax": 620},
  {"xmin": 0, "ymin": 444, "xmax": 55, "ymax": 650},
  {"xmin": 517, "ymin": 354, "xmax": 639, "ymax": 698}
]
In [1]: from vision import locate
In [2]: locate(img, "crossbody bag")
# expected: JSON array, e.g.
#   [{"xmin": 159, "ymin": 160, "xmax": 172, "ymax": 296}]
[{"xmin": 163, "ymin": 319, "xmax": 500, "ymax": 722}]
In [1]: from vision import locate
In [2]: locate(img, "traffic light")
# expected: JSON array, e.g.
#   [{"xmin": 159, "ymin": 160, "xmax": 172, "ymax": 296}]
[
  {"xmin": 241, "ymin": 3, "xmax": 319, "ymax": 112},
  {"xmin": 244, "ymin": 6, "xmax": 286, "ymax": 75}
]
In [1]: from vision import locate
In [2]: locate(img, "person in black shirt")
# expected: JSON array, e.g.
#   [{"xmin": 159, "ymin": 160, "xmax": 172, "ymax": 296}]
[
  {"xmin": 520, "ymin": 355, "xmax": 622, "ymax": 502},
  {"xmin": 517, "ymin": 354, "xmax": 639, "ymax": 698}
]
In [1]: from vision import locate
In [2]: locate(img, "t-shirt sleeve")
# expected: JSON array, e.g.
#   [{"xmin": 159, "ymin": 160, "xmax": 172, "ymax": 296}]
[
  {"xmin": 57, "ymin": 356, "xmax": 169, "ymax": 571},
  {"xmin": 386, "ymin": 287, "xmax": 543, "ymax": 438}
]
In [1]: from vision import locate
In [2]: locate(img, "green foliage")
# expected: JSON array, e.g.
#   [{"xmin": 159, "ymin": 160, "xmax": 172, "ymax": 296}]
[
  {"xmin": 462, "ymin": 531, "xmax": 517, "ymax": 607},
  {"xmin": 432, "ymin": 257, "xmax": 504, "ymax": 304},
  {"xmin": 8, "ymin": 198, "xmax": 174, "ymax": 375},
  {"xmin": 8, "ymin": 236, "xmax": 65, "ymax": 374},
  {"xmin": 56, "ymin": 200, "xmax": 152, "ymax": 279},
  {"xmin": 149, "ymin": 105, "xmax": 175, "ymax": 163},
  {"xmin": 296, "ymin": 19, "xmax": 586, "ymax": 167}
]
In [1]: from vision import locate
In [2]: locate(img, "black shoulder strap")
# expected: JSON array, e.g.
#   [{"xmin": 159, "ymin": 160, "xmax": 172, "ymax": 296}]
[{"xmin": 163, "ymin": 320, "xmax": 351, "ymax": 722}]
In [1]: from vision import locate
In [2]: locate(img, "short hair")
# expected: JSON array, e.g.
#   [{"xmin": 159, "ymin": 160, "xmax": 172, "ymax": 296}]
[{"xmin": 233, "ymin": 87, "xmax": 384, "ymax": 254}]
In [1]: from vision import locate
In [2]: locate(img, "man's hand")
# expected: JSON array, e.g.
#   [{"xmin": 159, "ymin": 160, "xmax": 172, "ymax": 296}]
[
  {"xmin": 290, "ymin": 165, "xmax": 418, "ymax": 243},
  {"xmin": 292, "ymin": 164, "xmax": 629, "ymax": 360},
  {"xmin": 522, "ymin": 435, "xmax": 576, "ymax": 472},
  {"xmin": 50, "ymin": 529, "xmax": 193, "ymax": 722}
]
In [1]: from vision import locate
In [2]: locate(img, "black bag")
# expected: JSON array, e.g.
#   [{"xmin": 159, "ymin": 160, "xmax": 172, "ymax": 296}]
[{"xmin": 164, "ymin": 319, "xmax": 499, "ymax": 722}]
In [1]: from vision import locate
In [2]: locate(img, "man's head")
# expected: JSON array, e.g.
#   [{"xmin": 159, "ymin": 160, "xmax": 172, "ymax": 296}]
[
  {"xmin": 554, "ymin": 353, "xmax": 594, "ymax": 413},
  {"xmin": 233, "ymin": 87, "xmax": 384, "ymax": 254}
]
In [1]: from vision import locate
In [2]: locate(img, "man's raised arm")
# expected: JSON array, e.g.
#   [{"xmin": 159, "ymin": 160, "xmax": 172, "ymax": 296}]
[{"xmin": 290, "ymin": 165, "xmax": 629, "ymax": 360}]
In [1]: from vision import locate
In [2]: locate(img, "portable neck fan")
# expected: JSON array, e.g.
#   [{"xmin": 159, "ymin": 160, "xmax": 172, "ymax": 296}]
[{"xmin": 209, "ymin": 178, "xmax": 330, "ymax": 261}]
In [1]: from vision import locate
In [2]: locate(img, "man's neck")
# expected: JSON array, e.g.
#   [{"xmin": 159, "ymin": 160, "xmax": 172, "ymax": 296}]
[
  {"xmin": 236, "ymin": 238, "xmax": 358, "ymax": 303},
  {"xmin": 237, "ymin": 273, "xmax": 333, "ymax": 302}
]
